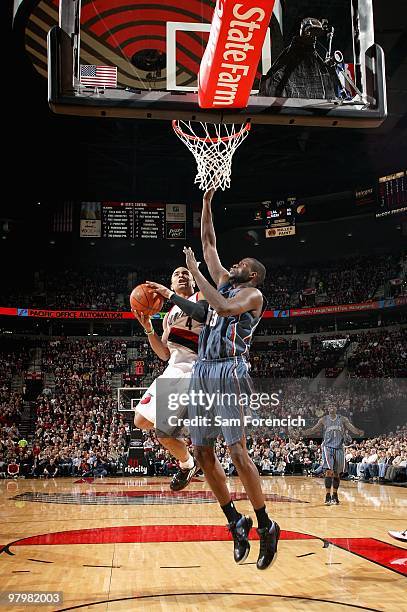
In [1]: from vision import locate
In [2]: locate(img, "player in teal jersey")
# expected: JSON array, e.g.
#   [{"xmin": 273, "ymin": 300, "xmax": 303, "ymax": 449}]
[{"xmin": 304, "ymin": 403, "xmax": 364, "ymax": 505}]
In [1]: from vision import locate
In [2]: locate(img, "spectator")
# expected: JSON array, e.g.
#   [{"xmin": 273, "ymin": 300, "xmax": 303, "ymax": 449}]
[{"xmin": 7, "ymin": 460, "xmax": 20, "ymax": 479}]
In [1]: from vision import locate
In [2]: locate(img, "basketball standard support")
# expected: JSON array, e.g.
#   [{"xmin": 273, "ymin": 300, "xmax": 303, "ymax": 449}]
[
  {"xmin": 198, "ymin": 0, "xmax": 276, "ymax": 108},
  {"xmin": 351, "ymin": 0, "xmax": 375, "ymax": 104},
  {"xmin": 58, "ymin": 0, "xmax": 81, "ymax": 87}
]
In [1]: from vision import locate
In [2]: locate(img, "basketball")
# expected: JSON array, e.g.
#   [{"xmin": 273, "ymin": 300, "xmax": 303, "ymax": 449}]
[{"xmin": 130, "ymin": 283, "xmax": 164, "ymax": 316}]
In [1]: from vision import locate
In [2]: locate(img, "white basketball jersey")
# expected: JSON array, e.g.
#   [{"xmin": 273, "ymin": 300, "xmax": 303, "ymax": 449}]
[{"xmin": 166, "ymin": 292, "xmax": 202, "ymax": 366}]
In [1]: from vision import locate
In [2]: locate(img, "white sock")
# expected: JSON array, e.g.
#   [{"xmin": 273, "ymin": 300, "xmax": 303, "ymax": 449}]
[{"xmin": 179, "ymin": 454, "xmax": 194, "ymax": 470}]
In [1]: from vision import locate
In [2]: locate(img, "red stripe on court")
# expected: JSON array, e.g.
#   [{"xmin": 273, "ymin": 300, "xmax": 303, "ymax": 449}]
[
  {"xmin": 327, "ymin": 538, "xmax": 407, "ymax": 577},
  {"xmin": 13, "ymin": 526, "xmax": 314, "ymax": 547}
]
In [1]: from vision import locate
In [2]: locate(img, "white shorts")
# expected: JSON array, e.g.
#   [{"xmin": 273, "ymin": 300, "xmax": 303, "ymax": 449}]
[{"xmin": 135, "ymin": 363, "xmax": 192, "ymax": 427}]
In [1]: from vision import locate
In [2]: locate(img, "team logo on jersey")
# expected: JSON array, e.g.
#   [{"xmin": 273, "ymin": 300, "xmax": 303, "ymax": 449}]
[{"xmin": 140, "ymin": 394, "xmax": 152, "ymax": 405}]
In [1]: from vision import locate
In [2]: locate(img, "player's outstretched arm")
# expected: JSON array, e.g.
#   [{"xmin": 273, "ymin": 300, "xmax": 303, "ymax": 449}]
[
  {"xmin": 303, "ymin": 417, "xmax": 324, "ymax": 438},
  {"xmin": 201, "ymin": 189, "xmax": 230, "ymax": 288},
  {"xmin": 343, "ymin": 417, "xmax": 364, "ymax": 437},
  {"xmin": 132, "ymin": 310, "xmax": 170, "ymax": 361},
  {"xmin": 184, "ymin": 247, "xmax": 262, "ymax": 317},
  {"xmin": 145, "ymin": 281, "xmax": 208, "ymax": 323}
]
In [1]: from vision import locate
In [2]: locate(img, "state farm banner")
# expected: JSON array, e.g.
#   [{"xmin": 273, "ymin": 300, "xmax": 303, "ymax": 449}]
[{"xmin": 198, "ymin": 0, "xmax": 275, "ymax": 108}]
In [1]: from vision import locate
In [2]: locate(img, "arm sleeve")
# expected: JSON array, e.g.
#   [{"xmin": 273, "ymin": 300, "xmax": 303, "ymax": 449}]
[{"xmin": 169, "ymin": 294, "xmax": 208, "ymax": 323}]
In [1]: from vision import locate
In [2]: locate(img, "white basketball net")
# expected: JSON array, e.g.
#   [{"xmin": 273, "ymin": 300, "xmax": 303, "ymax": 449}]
[{"xmin": 172, "ymin": 121, "xmax": 251, "ymax": 191}]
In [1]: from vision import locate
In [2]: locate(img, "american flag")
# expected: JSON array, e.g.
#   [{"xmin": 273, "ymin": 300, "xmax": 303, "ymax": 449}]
[{"xmin": 79, "ymin": 65, "xmax": 117, "ymax": 88}]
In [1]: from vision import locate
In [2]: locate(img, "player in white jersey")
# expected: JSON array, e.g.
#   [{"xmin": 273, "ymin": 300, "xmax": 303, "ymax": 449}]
[{"xmin": 133, "ymin": 266, "xmax": 205, "ymax": 491}]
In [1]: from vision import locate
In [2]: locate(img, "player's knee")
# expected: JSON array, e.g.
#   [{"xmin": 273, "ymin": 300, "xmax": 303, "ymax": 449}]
[
  {"xmin": 194, "ymin": 446, "xmax": 216, "ymax": 469},
  {"xmin": 156, "ymin": 436, "xmax": 170, "ymax": 447},
  {"xmin": 228, "ymin": 442, "xmax": 248, "ymax": 469},
  {"xmin": 134, "ymin": 411, "xmax": 153, "ymax": 430}
]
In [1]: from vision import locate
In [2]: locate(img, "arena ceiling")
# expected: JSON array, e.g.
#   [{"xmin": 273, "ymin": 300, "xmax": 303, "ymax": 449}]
[{"xmin": 7, "ymin": 0, "xmax": 407, "ymax": 205}]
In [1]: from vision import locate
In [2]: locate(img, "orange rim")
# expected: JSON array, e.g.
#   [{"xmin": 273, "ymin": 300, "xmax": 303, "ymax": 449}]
[{"xmin": 172, "ymin": 120, "xmax": 251, "ymax": 143}]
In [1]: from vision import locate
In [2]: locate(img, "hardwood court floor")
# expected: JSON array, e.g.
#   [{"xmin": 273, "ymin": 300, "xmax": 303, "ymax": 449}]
[{"xmin": 0, "ymin": 476, "xmax": 406, "ymax": 612}]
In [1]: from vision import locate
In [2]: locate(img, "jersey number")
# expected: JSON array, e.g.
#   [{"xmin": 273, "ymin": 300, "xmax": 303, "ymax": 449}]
[
  {"xmin": 206, "ymin": 309, "xmax": 219, "ymax": 327},
  {"xmin": 185, "ymin": 316, "xmax": 193, "ymax": 330}
]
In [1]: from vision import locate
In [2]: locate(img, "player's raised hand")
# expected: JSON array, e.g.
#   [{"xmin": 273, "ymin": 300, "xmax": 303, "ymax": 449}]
[
  {"xmin": 132, "ymin": 309, "xmax": 153, "ymax": 333},
  {"xmin": 183, "ymin": 247, "xmax": 199, "ymax": 273},
  {"xmin": 145, "ymin": 281, "xmax": 172, "ymax": 299},
  {"xmin": 203, "ymin": 188, "xmax": 216, "ymax": 203}
]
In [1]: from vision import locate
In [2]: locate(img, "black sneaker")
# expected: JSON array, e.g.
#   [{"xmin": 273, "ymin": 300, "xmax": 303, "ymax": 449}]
[
  {"xmin": 325, "ymin": 493, "xmax": 332, "ymax": 505},
  {"xmin": 331, "ymin": 493, "xmax": 340, "ymax": 505},
  {"xmin": 169, "ymin": 459, "xmax": 200, "ymax": 492},
  {"xmin": 256, "ymin": 521, "xmax": 281, "ymax": 570},
  {"xmin": 227, "ymin": 515, "xmax": 253, "ymax": 564}
]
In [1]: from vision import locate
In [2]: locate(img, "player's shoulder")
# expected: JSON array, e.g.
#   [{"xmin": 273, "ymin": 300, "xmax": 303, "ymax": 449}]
[
  {"xmin": 230, "ymin": 285, "xmax": 263, "ymax": 298},
  {"xmin": 217, "ymin": 279, "xmax": 233, "ymax": 292}
]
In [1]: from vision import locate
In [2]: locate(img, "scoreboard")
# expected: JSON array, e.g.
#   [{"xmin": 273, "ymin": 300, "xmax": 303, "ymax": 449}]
[
  {"xmin": 376, "ymin": 170, "xmax": 407, "ymax": 217},
  {"xmin": 80, "ymin": 202, "xmax": 185, "ymax": 239},
  {"xmin": 133, "ymin": 203, "xmax": 166, "ymax": 239},
  {"xmin": 102, "ymin": 202, "xmax": 165, "ymax": 239},
  {"xmin": 102, "ymin": 202, "xmax": 134, "ymax": 238},
  {"xmin": 264, "ymin": 197, "xmax": 297, "ymax": 238}
]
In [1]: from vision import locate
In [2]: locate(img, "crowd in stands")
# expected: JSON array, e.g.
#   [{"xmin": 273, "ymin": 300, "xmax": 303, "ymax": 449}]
[
  {"xmin": 311, "ymin": 253, "xmax": 402, "ymax": 307},
  {"xmin": 1, "ymin": 252, "xmax": 405, "ymax": 311},
  {"xmin": 45, "ymin": 268, "xmax": 129, "ymax": 311},
  {"xmin": 136, "ymin": 425, "xmax": 407, "ymax": 485},
  {"xmin": 261, "ymin": 266, "xmax": 310, "ymax": 310},
  {"xmin": 0, "ymin": 340, "xmax": 26, "ymax": 478},
  {"xmin": 345, "ymin": 426, "xmax": 407, "ymax": 482},
  {"xmin": 347, "ymin": 328, "xmax": 407, "ymax": 377},
  {"xmin": 0, "ymin": 340, "xmax": 31, "ymax": 386},
  {"xmin": 0, "ymin": 326, "xmax": 406, "ymax": 482},
  {"xmin": 250, "ymin": 336, "xmax": 345, "ymax": 378},
  {"xmin": 0, "ymin": 339, "xmax": 130, "ymax": 479},
  {"xmin": 216, "ymin": 424, "xmax": 407, "ymax": 483}
]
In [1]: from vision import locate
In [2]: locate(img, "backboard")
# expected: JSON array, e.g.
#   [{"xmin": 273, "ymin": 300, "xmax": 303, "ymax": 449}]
[
  {"xmin": 23, "ymin": 0, "xmax": 386, "ymax": 126},
  {"xmin": 117, "ymin": 386, "xmax": 147, "ymax": 412}
]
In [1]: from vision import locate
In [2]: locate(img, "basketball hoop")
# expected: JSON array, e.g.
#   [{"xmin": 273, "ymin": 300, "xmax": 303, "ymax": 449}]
[{"xmin": 172, "ymin": 120, "xmax": 251, "ymax": 191}]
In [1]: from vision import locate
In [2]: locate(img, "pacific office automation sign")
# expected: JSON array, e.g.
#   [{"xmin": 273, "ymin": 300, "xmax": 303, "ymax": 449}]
[
  {"xmin": 198, "ymin": 0, "xmax": 275, "ymax": 108},
  {"xmin": 17, "ymin": 309, "xmax": 135, "ymax": 320},
  {"xmin": 5, "ymin": 309, "xmax": 164, "ymax": 320},
  {"xmin": 1, "ymin": 296, "xmax": 407, "ymax": 320}
]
